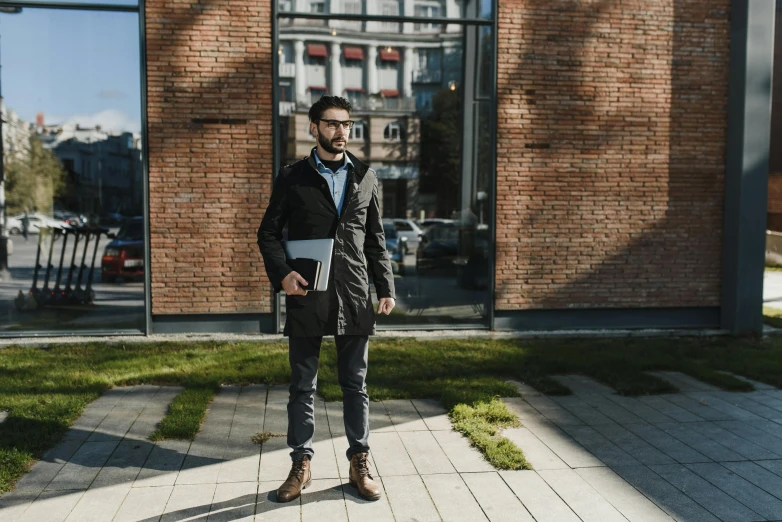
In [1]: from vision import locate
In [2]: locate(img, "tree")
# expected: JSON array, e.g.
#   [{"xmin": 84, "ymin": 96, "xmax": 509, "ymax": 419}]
[
  {"xmin": 5, "ymin": 135, "xmax": 66, "ymax": 215},
  {"xmin": 418, "ymin": 88, "xmax": 462, "ymax": 218}
]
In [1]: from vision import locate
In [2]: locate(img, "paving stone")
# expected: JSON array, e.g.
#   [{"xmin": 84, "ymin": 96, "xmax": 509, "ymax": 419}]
[
  {"xmin": 411, "ymin": 398, "xmax": 452, "ymax": 431},
  {"xmin": 368, "ymin": 402, "xmax": 396, "ymax": 433},
  {"xmin": 0, "ymin": 411, "xmax": 8, "ymax": 424},
  {"xmin": 638, "ymin": 395, "xmax": 705, "ymax": 423},
  {"xmin": 310, "ymin": 399, "xmax": 340, "ymax": 480},
  {"xmin": 369, "ymin": 431, "xmax": 417, "ymax": 476},
  {"xmin": 685, "ymin": 421, "xmax": 780, "ymax": 461},
  {"xmin": 648, "ymin": 371, "xmax": 720, "ymax": 392},
  {"xmin": 685, "ymin": 392, "xmax": 767, "ymax": 422},
  {"xmin": 538, "ymin": 468, "xmax": 627, "ymax": 522},
  {"xmin": 16, "ymin": 490, "xmax": 84, "ymax": 522},
  {"xmin": 498, "ymin": 470, "xmax": 580, "ymax": 522},
  {"xmin": 0, "ymin": 489, "xmax": 39, "ymax": 522},
  {"xmin": 524, "ymin": 395, "xmax": 584, "ymax": 427},
  {"xmin": 259, "ymin": 437, "xmax": 293, "ymax": 482},
  {"xmin": 398, "ymin": 430, "xmax": 455, "ymax": 474},
  {"xmin": 64, "ymin": 484, "xmax": 130, "ymax": 522},
  {"xmin": 255, "ymin": 481, "xmax": 300, "ymax": 521},
  {"xmin": 591, "ymin": 423, "xmax": 675, "ymax": 466},
  {"xmin": 758, "ymin": 459, "xmax": 782, "ymax": 479},
  {"xmin": 718, "ymin": 373, "xmax": 776, "ymax": 390},
  {"xmin": 659, "ymin": 394, "xmax": 733, "ymax": 422},
  {"xmin": 9, "ymin": 440, "xmax": 82, "ymax": 495},
  {"xmin": 650, "ymin": 463, "xmax": 763, "ymax": 522},
  {"xmin": 86, "ymin": 404, "xmax": 142, "ymax": 442},
  {"xmin": 604, "ymin": 394, "xmax": 677, "ymax": 424},
  {"xmin": 46, "ymin": 441, "xmax": 118, "ymax": 491},
  {"xmin": 382, "ymin": 399, "xmax": 428, "ymax": 431},
  {"xmin": 504, "ymin": 379, "xmax": 543, "ymax": 397},
  {"xmin": 723, "ymin": 461, "xmax": 782, "ymax": 501},
  {"xmin": 686, "ymin": 462, "xmax": 782, "ymax": 520},
  {"xmin": 301, "ymin": 478, "xmax": 347, "ymax": 521},
  {"xmin": 623, "ymin": 423, "xmax": 711, "ymax": 464},
  {"xmin": 217, "ymin": 386, "xmax": 264, "ymax": 484},
  {"xmin": 709, "ymin": 391, "xmax": 782, "ymax": 420},
  {"xmin": 744, "ymin": 391, "xmax": 782, "ymax": 416},
  {"xmin": 502, "ymin": 427, "xmax": 569, "ymax": 470},
  {"xmin": 422, "ymin": 473, "xmax": 488, "ymax": 522},
  {"xmin": 551, "ymin": 395, "xmax": 616, "ymax": 426},
  {"xmin": 611, "ymin": 465, "xmax": 718, "ymax": 522},
  {"xmin": 342, "ymin": 476, "xmax": 395, "ymax": 522},
  {"xmin": 575, "ymin": 467, "xmax": 674, "ymax": 522},
  {"xmin": 715, "ymin": 420, "xmax": 782, "ymax": 455},
  {"xmin": 160, "ymin": 483, "xmax": 217, "ymax": 522},
  {"xmin": 381, "ymin": 474, "xmax": 441, "ymax": 522},
  {"xmin": 559, "ymin": 424, "xmax": 639, "ymax": 466},
  {"xmin": 576, "ymin": 394, "xmax": 648, "ymax": 425},
  {"xmin": 506, "ymin": 398, "xmax": 603, "ymax": 468},
  {"xmin": 550, "ymin": 374, "xmax": 616, "ymax": 396},
  {"xmin": 134, "ymin": 439, "xmax": 191, "ymax": 487},
  {"xmin": 207, "ymin": 481, "xmax": 256, "ymax": 522},
  {"xmin": 746, "ymin": 419, "xmax": 782, "ymax": 440},
  {"xmin": 462, "ymin": 471, "xmax": 534, "ymax": 522},
  {"xmin": 91, "ymin": 439, "xmax": 154, "ymax": 488},
  {"xmin": 654, "ymin": 422, "xmax": 745, "ymax": 463},
  {"xmin": 325, "ymin": 401, "xmax": 347, "ymax": 437},
  {"xmin": 432, "ymin": 429, "xmax": 494, "ymax": 472}
]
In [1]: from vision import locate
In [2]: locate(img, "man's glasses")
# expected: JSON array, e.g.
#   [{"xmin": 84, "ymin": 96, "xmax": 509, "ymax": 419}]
[{"xmin": 319, "ymin": 119, "xmax": 355, "ymax": 130}]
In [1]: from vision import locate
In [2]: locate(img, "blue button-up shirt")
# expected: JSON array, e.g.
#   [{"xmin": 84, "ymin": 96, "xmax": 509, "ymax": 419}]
[{"xmin": 313, "ymin": 150, "xmax": 352, "ymax": 216}]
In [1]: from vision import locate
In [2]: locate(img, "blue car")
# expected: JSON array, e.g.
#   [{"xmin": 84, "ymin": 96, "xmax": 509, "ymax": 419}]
[{"xmin": 382, "ymin": 220, "xmax": 406, "ymax": 273}]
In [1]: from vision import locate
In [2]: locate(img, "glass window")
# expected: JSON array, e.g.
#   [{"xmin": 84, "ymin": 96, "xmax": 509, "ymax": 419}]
[
  {"xmin": 414, "ymin": 2, "xmax": 440, "ymax": 31},
  {"xmin": 276, "ymin": 14, "xmax": 495, "ymax": 329},
  {"xmin": 310, "ymin": 1, "xmax": 326, "ymax": 14},
  {"xmin": 0, "ymin": 7, "xmax": 146, "ymax": 333},
  {"xmin": 384, "ymin": 122, "xmax": 401, "ymax": 141},
  {"xmin": 343, "ymin": 0, "xmax": 361, "ymax": 14}
]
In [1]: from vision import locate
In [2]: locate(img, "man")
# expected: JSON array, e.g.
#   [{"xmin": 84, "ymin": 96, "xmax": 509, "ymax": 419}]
[{"xmin": 257, "ymin": 96, "xmax": 396, "ymax": 503}]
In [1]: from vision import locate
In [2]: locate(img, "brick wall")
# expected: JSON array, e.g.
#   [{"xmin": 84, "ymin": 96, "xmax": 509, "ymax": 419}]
[
  {"xmin": 145, "ymin": 1, "xmax": 273, "ymax": 314},
  {"xmin": 496, "ymin": 0, "xmax": 728, "ymax": 309}
]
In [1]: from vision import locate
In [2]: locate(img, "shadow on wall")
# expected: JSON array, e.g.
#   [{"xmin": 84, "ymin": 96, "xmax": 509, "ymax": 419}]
[{"xmin": 495, "ymin": 0, "xmax": 729, "ymax": 310}]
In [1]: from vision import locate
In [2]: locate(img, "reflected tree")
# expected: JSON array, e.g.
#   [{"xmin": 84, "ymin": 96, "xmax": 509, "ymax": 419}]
[{"xmin": 5, "ymin": 136, "xmax": 66, "ymax": 215}]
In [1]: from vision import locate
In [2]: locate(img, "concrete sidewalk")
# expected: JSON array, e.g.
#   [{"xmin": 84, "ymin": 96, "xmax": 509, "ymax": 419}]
[{"xmin": 1, "ymin": 372, "xmax": 781, "ymax": 521}]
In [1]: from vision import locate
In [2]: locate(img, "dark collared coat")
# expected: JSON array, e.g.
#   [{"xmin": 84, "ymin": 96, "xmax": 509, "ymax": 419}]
[{"xmin": 257, "ymin": 149, "xmax": 395, "ymax": 337}]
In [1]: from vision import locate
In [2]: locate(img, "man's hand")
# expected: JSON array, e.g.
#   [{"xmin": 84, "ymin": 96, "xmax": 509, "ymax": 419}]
[
  {"xmin": 378, "ymin": 297, "xmax": 395, "ymax": 315},
  {"xmin": 282, "ymin": 271, "xmax": 309, "ymax": 296}
]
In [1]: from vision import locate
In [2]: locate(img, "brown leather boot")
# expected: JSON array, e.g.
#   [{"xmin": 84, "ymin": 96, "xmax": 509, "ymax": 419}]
[
  {"xmin": 276, "ymin": 455, "xmax": 311, "ymax": 502},
  {"xmin": 349, "ymin": 453, "xmax": 381, "ymax": 501}
]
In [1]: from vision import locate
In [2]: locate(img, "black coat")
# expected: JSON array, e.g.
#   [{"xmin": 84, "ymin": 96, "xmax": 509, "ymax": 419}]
[{"xmin": 257, "ymin": 149, "xmax": 395, "ymax": 337}]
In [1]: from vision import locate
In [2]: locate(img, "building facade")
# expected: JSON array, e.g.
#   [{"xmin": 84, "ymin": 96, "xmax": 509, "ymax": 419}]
[{"xmin": 0, "ymin": 0, "xmax": 773, "ymax": 336}]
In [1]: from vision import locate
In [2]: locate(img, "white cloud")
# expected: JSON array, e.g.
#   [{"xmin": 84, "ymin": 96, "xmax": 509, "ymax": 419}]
[{"xmin": 49, "ymin": 109, "xmax": 141, "ymax": 134}]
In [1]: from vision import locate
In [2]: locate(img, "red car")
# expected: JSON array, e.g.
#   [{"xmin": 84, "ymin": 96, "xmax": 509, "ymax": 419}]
[{"xmin": 101, "ymin": 217, "xmax": 144, "ymax": 283}]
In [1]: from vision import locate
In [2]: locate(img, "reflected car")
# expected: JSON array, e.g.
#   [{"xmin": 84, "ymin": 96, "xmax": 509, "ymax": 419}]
[
  {"xmin": 415, "ymin": 223, "xmax": 460, "ymax": 275},
  {"xmin": 101, "ymin": 217, "xmax": 144, "ymax": 283},
  {"xmin": 9, "ymin": 213, "xmax": 67, "ymax": 234},
  {"xmin": 391, "ymin": 218, "xmax": 423, "ymax": 253},
  {"xmin": 382, "ymin": 220, "xmax": 406, "ymax": 271}
]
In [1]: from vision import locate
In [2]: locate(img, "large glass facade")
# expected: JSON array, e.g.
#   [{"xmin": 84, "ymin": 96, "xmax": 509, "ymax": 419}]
[
  {"xmin": 0, "ymin": 4, "xmax": 145, "ymax": 334},
  {"xmin": 276, "ymin": 0, "xmax": 495, "ymax": 328}
]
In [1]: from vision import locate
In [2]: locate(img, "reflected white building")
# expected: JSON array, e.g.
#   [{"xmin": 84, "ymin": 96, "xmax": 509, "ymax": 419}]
[
  {"xmin": 278, "ymin": 0, "xmax": 463, "ymax": 218},
  {"xmin": 0, "ymin": 101, "xmax": 34, "ymax": 164},
  {"xmin": 37, "ymin": 120, "xmax": 143, "ymax": 216}
]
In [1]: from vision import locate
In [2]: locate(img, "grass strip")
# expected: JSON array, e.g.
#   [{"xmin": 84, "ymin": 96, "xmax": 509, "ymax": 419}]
[
  {"xmin": 1, "ymin": 335, "xmax": 782, "ymax": 493},
  {"xmin": 449, "ymin": 398, "xmax": 530, "ymax": 470},
  {"xmin": 150, "ymin": 387, "xmax": 216, "ymax": 441},
  {"xmin": 763, "ymin": 306, "xmax": 782, "ymax": 329}
]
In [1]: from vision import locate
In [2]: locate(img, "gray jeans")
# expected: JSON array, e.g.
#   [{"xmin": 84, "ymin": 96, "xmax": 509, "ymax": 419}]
[{"xmin": 287, "ymin": 335, "xmax": 370, "ymax": 461}]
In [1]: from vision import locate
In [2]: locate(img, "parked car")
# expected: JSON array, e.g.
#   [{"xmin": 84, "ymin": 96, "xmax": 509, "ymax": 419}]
[
  {"xmin": 415, "ymin": 223, "xmax": 460, "ymax": 275},
  {"xmin": 416, "ymin": 218, "xmax": 455, "ymax": 230},
  {"xmin": 391, "ymin": 218, "xmax": 423, "ymax": 254},
  {"xmin": 382, "ymin": 220, "xmax": 406, "ymax": 272},
  {"xmin": 101, "ymin": 217, "xmax": 144, "ymax": 283},
  {"xmin": 9, "ymin": 213, "xmax": 67, "ymax": 234}
]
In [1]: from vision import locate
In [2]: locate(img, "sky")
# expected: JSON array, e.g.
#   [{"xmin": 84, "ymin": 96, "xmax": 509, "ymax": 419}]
[{"xmin": 0, "ymin": 6, "xmax": 142, "ymax": 134}]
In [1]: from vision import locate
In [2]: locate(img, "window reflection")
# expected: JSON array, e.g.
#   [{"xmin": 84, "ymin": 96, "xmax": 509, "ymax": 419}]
[
  {"xmin": 277, "ymin": 4, "xmax": 495, "ymax": 327},
  {"xmin": 0, "ymin": 8, "xmax": 145, "ymax": 333}
]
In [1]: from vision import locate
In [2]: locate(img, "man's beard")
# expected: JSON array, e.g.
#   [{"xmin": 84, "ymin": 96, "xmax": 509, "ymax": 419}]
[{"xmin": 318, "ymin": 133, "xmax": 346, "ymax": 154}]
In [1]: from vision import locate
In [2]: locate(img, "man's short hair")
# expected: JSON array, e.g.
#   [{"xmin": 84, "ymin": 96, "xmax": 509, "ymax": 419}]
[{"xmin": 309, "ymin": 95, "xmax": 352, "ymax": 122}]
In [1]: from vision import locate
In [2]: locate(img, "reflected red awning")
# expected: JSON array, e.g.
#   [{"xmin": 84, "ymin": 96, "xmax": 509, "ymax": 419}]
[
  {"xmin": 343, "ymin": 46, "xmax": 364, "ymax": 60},
  {"xmin": 381, "ymin": 89, "xmax": 399, "ymax": 97},
  {"xmin": 379, "ymin": 49, "xmax": 400, "ymax": 61},
  {"xmin": 308, "ymin": 85, "xmax": 328, "ymax": 91},
  {"xmin": 345, "ymin": 87, "xmax": 365, "ymax": 92},
  {"xmin": 307, "ymin": 44, "xmax": 328, "ymax": 57}
]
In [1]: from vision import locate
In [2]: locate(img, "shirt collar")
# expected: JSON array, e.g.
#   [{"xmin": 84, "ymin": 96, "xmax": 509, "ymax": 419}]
[{"xmin": 313, "ymin": 148, "xmax": 353, "ymax": 171}]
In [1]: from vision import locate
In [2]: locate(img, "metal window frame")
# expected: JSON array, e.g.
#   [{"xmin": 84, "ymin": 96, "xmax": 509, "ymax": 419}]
[
  {"xmin": 272, "ymin": 2, "xmax": 498, "ymax": 332},
  {"xmin": 0, "ymin": 0, "xmax": 148, "ymax": 337}
]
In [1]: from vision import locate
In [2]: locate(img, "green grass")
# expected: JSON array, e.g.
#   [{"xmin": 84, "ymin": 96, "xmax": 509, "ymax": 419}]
[
  {"xmin": 763, "ymin": 306, "xmax": 782, "ymax": 328},
  {"xmin": 1, "ymin": 335, "xmax": 782, "ymax": 493},
  {"xmin": 766, "ymin": 265, "xmax": 782, "ymax": 272}
]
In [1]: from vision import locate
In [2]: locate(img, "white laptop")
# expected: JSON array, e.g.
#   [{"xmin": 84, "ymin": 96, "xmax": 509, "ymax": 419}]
[{"xmin": 282, "ymin": 238, "xmax": 334, "ymax": 291}]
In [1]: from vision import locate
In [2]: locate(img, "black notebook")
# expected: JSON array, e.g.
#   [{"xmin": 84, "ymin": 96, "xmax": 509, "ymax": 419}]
[{"xmin": 288, "ymin": 258, "xmax": 322, "ymax": 290}]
